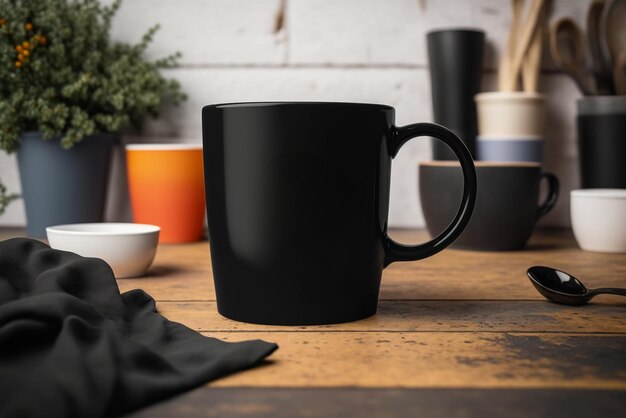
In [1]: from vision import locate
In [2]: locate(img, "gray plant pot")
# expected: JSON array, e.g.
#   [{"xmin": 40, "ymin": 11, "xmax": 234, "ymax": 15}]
[{"xmin": 17, "ymin": 132, "xmax": 118, "ymax": 237}]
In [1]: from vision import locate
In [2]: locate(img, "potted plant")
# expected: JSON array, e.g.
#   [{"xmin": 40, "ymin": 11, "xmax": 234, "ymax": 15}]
[{"xmin": 0, "ymin": 0, "xmax": 185, "ymax": 237}]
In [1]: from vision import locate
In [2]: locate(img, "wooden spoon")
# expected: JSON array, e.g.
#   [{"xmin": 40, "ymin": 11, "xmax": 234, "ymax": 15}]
[
  {"xmin": 507, "ymin": 0, "xmax": 546, "ymax": 92},
  {"xmin": 601, "ymin": 0, "xmax": 626, "ymax": 94},
  {"xmin": 615, "ymin": 51, "xmax": 626, "ymax": 94},
  {"xmin": 500, "ymin": 0, "xmax": 525, "ymax": 91},
  {"xmin": 522, "ymin": 9, "xmax": 545, "ymax": 92},
  {"xmin": 587, "ymin": 0, "xmax": 614, "ymax": 94},
  {"xmin": 549, "ymin": 18, "xmax": 596, "ymax": 95}
]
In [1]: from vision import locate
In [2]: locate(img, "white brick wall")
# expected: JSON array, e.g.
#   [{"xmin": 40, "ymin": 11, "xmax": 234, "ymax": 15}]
[{"xmin": 0, "ymin": 0, "xmax": 587, "ymax": 228}]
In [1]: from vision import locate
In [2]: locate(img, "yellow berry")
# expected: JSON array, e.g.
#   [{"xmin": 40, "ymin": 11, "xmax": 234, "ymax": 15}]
[
  {"xmin": 16, "ymin": 45, "xmax": 23, "ymax": 52},
  {"xmin": 24, "ymin": 23, "xmax": 33, "ymax": 31},
  {"xmin": 17, "ymin": 53, "xmax": 23, "ymax": 61},
  {"xmin": 15, "ymin": 61, "xmax": 22, "ymax": 68},
  {"xmin": 38, "ymin": 36, "xmax": 47, "ymax": 46},
  {"xmin": 22, "ymin": 49, "xmax": 29, "ymax": 57},
  {"xmin": 22, "ymin": 41, "xmax": 30, "ymax": 49}
]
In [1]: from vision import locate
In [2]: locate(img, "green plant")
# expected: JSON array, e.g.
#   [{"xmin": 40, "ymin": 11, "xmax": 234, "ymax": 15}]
[
  {"xmin": 0, "ymin": 179, "xmax": 19, "ymax": 216},
  {"xmin": 0, "ymin": 0, "xmax": 185, "ymax": 152}
]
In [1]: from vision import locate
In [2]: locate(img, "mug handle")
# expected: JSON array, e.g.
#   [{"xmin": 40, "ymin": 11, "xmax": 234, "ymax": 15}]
[
  {"xmin": 536, "ymin": 173, "xmax": 559, "ymax": 219},
  {"xmin": 383, "ymin": 123, "xmax": 477, "ymax": 267}
]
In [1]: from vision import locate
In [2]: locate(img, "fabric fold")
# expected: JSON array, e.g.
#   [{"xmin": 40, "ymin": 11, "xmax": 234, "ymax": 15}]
[{"xmin": 0, "ymin": 238, "xmax": 277, "ymax": 418}]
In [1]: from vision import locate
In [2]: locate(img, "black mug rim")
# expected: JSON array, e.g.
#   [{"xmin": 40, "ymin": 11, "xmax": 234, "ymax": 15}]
[
  {"xmin": 577, "ymin": 96, "xmax": 626, "ymax": 116},
  {"xmin": 420, "ymin": 161, "xmax": 539, "ymax": 168},
  {"xmin": 426, "ymin": 28, "xmax": 485, "ymax": 37},
  {"xmin": 203, "ymin": 101, "xmax": 394, "ymax": 111}
]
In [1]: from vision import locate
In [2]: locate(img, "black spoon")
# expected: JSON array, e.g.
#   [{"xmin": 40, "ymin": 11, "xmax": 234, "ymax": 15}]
[{"xmin": 527, "ymin": 266, "xmax": 626, "ymax": 306}]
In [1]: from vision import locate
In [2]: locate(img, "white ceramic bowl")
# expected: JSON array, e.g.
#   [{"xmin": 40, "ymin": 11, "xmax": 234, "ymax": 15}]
[
  {"xmin": 46, "ymin": 223, "xmax": 160, "ymax": 278},
  {"xmin": 570, "ymin": 189, "xmax": 626, "ymax": 253}
]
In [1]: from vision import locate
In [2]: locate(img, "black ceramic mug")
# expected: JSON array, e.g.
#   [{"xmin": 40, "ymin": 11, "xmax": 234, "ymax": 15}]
[
  {"xmin": 420, "ymin": 162, "xmax": 559, "ymax": 251},
  {"xmin": 203, "ymin": 102, "xmax": 477, "ymax": 325}
]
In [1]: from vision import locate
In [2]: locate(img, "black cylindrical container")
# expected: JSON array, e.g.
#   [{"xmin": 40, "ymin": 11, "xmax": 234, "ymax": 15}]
[
  {"xmin": 427, "ymin": 29, "xmax": 485, "ymax": 160},
  {"xmin": 577, "ymin": 97, "xmax": 626, "ymax": 188}
]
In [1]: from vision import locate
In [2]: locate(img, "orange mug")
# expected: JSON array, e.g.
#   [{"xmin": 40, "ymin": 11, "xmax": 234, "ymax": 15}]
[{"xmin": 126, "ymin": 144, "xmax": 205, "ymax": 243}]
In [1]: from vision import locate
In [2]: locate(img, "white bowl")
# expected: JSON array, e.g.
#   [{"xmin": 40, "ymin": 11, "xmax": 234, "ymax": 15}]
[
  {"xmin": 46, "ymin": 223, "xmax": 160, "ymax": 278},
  {"xmin": 570, "ymin": 189, "xmax": 626, "ymax": 253}
]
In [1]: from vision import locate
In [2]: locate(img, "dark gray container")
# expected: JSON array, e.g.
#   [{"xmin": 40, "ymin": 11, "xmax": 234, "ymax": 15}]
[
  {"xmin": 577, "ymin": 97, "xmax": 626, "ymax": 188},
  {"xmin": 427, "ymin": 28, "xmax": 485, "ymax": 160},
  {"xmin": 17, "ymin": 132, "xmax": 117, "ymax": 237}
]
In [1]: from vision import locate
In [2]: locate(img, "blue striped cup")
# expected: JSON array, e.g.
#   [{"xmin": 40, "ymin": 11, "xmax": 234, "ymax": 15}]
[{"xmin": 477, "ymin": 136, "xmax": 543, "ymax": 163}]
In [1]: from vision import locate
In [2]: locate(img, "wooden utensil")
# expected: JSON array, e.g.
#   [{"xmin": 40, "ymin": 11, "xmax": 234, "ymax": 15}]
[
  {"xmin": 506, "ymin": 0, "xmax": 546, "ymax": 92},
  {"xmin": 500, "ymin": 0, "xmax": 525, "ymax": 91},
  {"xmin": 522, "ymin": 9, "xmax": 545, "ymax": 92},
  {"xmin": 549, "ymin": 18, "xmax": 596, "ymax": 95},
  {"xmin": 587, "ymin": 0, "xmax": 614, "ymax": 94},
  {"xmin": 601, "ymin": 0, "xmax": 626, "ymax": 95},
  {"xmin": 615, "ymin": 51, "xmax": 626, "ymax": 94}
]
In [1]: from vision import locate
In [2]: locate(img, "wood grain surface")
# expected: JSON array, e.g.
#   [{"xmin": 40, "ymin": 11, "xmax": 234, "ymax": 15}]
[
  {"xmin": 1, "ymin": 228, "xmax": 625, "ymax": 417},
  {"xmin": 206, "ymin": 331, "xmax": 626, "ymax": 389},
  {"xmin": 159, "ymin": 301, "xmax": 626, "ymax": 333},
  {"xmin": 111, "ymin": 229, "xmax": 626, "ymax": 302},
  {"xmin": 128, "ymin": 388, "xmax": 626, "ymax": 418}
]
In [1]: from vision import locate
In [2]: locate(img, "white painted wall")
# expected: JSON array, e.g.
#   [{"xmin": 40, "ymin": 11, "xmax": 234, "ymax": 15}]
[{"xmin": 0, "ymin": 0, "xmax": 587, "ymax": 228}]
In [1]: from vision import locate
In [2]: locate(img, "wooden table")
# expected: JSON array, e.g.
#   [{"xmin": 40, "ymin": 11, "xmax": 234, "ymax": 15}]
[{"xmin": 3, "ymin": 228, "xmax": 625, "ymax": 416}]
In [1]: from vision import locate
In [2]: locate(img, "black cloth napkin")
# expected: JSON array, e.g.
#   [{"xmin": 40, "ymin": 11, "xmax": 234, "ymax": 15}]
[{"xmin": 0, "ymin": 238, "xmax": 277, "ymax": 418}]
